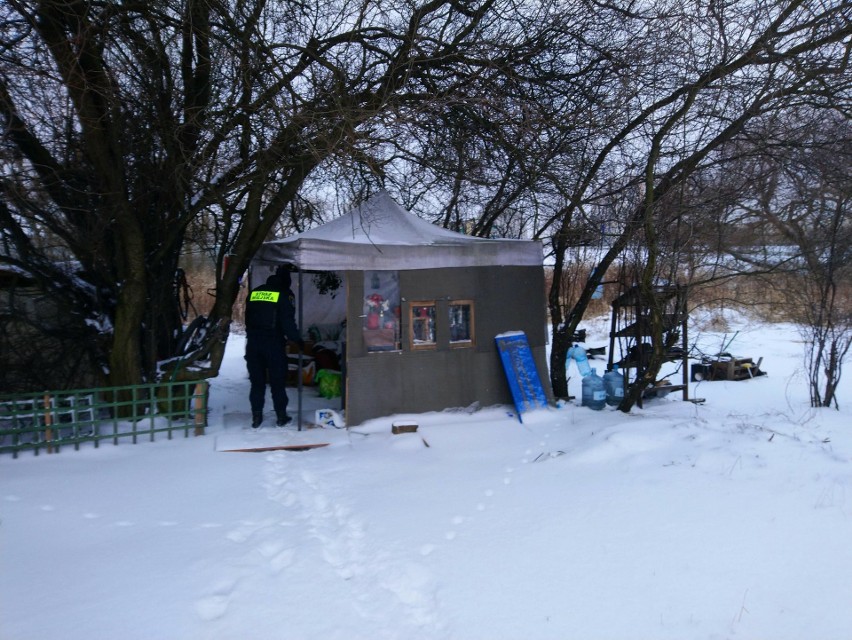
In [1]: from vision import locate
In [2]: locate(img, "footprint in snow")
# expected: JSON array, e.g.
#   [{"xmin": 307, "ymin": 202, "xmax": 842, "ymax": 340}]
[
  {"xmin": 385, "ymin": 563, "xmax": 440, "ymax": 617},
  {"xmin": 266, "ymin": 488, "xmax": 297, "ymax": 507},
  {"xmin": 195, "ymin": 579, "xmax": 237, "ymax": 621},
  {"xmin": 270, "ymin": 548, "xmax": 295, "ymax": 573},
  {"xmin": 226, "ymin": 518, "xmax": 276, "ymax": 543},
  {"xmin": 300, "ymin": 469, "xmax": 318, "ymax": 486},
  {"xmin": 256, "ymin": 540, "xmax": 286, "ymax": 559}
]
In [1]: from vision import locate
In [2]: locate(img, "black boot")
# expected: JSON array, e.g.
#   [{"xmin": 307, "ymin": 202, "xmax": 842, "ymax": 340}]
[
  {"xmin": 276, "ymin": 413, "xmax": 291, "ymax": 427},
  {"xmin": 251, "ymin": 412, "xmax": 263, "ymax": 428}
]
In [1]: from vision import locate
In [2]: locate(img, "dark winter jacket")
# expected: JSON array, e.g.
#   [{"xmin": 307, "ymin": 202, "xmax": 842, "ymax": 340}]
[{"xmin": 245, "ymin": 273, "xmax": 300, "ymax": 344}]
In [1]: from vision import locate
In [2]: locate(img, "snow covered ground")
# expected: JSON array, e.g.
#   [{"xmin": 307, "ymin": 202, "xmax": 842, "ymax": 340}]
[{"xmin": 2, "ymin": 315, "xmax": 851, "ymax": 640}]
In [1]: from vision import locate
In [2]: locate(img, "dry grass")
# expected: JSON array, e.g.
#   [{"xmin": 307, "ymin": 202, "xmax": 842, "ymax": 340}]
[
  {"xmin": 178, "ymin": 256, "xmax": 248, "ymax": 329},
  {"xmin": 180, "ymin": 258, "xmax": 847, "ymax": 336},
  {"xmin": 689, "ymin": 270, "xmax": 851, "ymax": 327}
]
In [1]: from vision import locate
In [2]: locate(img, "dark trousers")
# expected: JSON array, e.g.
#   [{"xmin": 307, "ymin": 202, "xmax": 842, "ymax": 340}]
[{"xmin": 245, "ymin": 334, "xmax": 288, "ymax": 416}]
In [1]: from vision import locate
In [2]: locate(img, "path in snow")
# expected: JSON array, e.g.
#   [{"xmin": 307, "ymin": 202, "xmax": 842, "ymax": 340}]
[{"xmin": 193, "ymin": 447, "xmax": 445, "ymax": 639}]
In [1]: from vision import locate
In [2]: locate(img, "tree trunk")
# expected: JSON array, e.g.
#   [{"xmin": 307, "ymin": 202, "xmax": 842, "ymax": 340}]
[
  {"xmin": 107, "ymin": 267, "xmax": 146, "ymax": 418},
  {"xmin": 548, "ymin": 237, "xmax": 570, "ymax": 399}
]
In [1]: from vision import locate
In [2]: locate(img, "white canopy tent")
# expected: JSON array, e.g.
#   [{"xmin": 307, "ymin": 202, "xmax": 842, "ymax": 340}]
[
  {"xmin": 250, "ymin": 192, "xmax": 548, "ymax": 427},
  {"xmin": 252, "ymin": 191, "xmax": 543, "ymax": 271}
]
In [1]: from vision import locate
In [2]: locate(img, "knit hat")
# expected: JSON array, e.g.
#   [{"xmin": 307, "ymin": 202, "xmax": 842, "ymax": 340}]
[
  {"xmin": 265, "ymin": 274, "xmax": 285, "ymax": 289},
  {"xmin": 275, "ymin": 265, "xmax": 293, "ymax": 288}
]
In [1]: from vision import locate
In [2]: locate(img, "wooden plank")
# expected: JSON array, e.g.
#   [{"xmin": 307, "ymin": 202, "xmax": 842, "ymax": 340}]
[
  {"xmin": 392, "ymin": 421, "xmax": 418, "ymax": 434},
  {"xmin": 221, "ymin": 443, "xmax": 329, "ymax": 453}
]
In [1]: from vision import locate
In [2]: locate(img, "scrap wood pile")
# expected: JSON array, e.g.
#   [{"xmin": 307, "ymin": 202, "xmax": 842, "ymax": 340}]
[
  {"xmin": 691, "ymin": 333, "xmax": 766, "ymax": 382},
  {"xmin": 692, "ymin": 353, "xmax": 766, "ymax": 382}
]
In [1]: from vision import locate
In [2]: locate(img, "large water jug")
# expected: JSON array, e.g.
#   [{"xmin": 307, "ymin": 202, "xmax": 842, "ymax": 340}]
[
  {"xmin": 603, "ymin": 364, "xmax": 625, "ymax": 406},
  {"xmin": 582, "ymin": 368, "xmax": 606, "ymax": 410},
  {"xmin": 569, "ymin": 343, "xmax": 592, "ymax": 377}
]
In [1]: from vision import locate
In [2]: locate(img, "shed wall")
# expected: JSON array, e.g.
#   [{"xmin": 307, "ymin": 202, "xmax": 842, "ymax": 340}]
[{"xmin": 344, "ymin": 266, "xmax": 550, "ymax": 425}]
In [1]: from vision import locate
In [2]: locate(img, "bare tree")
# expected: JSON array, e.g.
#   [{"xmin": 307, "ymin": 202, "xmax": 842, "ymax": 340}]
[
  {"xmin": 539, "ymin": 0, "xmax": 852, "ymax": 406},
  {"xmin": 2, "ymin": 0, "xmax": 850, "ymax": 409},
  {"xmin": 721, "ymin": 110, "xmax": 852, "ymax": 407},
  {"xmin": 0, "ymin": 0, "xmax": 564, "ymax": 390},
  {"xmin": 296, "ymin": 1, "xmax": 852, "ymax": 409}
]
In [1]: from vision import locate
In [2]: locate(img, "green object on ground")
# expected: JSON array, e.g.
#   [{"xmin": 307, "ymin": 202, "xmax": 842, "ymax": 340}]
[{"xmin": 315, "ymin": 369, "xmax": 341, "ymax": 399}]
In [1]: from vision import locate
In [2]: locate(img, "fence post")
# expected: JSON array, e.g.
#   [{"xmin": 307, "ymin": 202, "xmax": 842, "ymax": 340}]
[
  {"xmin": 193, "ymin": 383, "xmax": 205, "ymax": 436},
  {"xmin": 43, "ymin": 394, "xmax": 53, "ymax": 454},
  {"xmin": 131, "ymin": 386, "xmax": 138, "ymax": 444}
]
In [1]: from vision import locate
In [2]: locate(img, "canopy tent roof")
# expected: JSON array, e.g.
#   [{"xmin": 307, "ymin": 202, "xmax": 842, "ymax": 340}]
[{"xmin": 253, "ymin": 192, "xmax": 543, "ymax": 271}]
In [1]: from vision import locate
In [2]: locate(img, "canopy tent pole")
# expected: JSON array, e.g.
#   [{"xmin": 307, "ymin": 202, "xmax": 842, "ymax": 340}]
[{"xmin": 297, "ymin": 268, "xmax": 304, "ymax": 431}]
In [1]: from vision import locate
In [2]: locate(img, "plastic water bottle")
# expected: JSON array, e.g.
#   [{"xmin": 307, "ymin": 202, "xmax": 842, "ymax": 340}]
[
  {"xmin": 565, "ymin": 345, "xmax": 576, "ymax": 377},
  {"xmin": 582, "ymin": 368, "xmax": 606, "ymax": 410},
  {"xmin": 603, "ymin": 364, "xmax": 625, "ymax": 406},
  {"xmin": 571, "ymin": 343, "xmax": 592, "ymax": 377}
]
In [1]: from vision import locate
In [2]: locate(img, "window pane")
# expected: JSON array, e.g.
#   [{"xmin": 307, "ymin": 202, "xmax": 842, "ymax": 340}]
[
  {"xmin": 449, "ymin": 301, "xmax": 474, "ymax": 344},
  {"xmin": 363, "ymin": 271, "xmax": 400, "ymax": 352},
  {"xmin": 411, "ymin": 303, "xmax": 436, "ymax": 348}
]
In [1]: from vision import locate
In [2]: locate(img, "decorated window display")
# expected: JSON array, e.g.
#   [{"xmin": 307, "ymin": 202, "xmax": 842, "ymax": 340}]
[
  {"xmin": 363, "ymin": 271, "xmax": 400, "ymax": 352},
  {"xmin": 410, "ymin": 302, "xmax": 437, "ymax": 349}
]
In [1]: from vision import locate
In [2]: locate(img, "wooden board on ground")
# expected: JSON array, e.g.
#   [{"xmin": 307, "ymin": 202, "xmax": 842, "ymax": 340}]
[{"xmin": 221, "ymin": 443, "xmax": 329, "ymax": 453}]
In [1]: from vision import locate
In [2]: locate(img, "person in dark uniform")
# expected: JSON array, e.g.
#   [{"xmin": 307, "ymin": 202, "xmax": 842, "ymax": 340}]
[{"xmin": 245, "ymin": 267, "xmax": 303, "ymax": 428}]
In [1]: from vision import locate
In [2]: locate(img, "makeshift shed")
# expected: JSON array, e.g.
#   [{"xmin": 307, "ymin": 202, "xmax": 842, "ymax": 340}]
[
  {"xmin": 0, "ymin": 266, "xmax": 100, "ymax": 393},
  {"xmin": 251, "ymin": 192, "xmax": 550, "ymax": 426}
]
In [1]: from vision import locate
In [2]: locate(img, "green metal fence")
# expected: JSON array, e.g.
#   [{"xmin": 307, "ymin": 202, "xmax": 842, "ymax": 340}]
[{"xmin": 0, "ymin": 380, "xmax": 208, "ymax": 459}]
